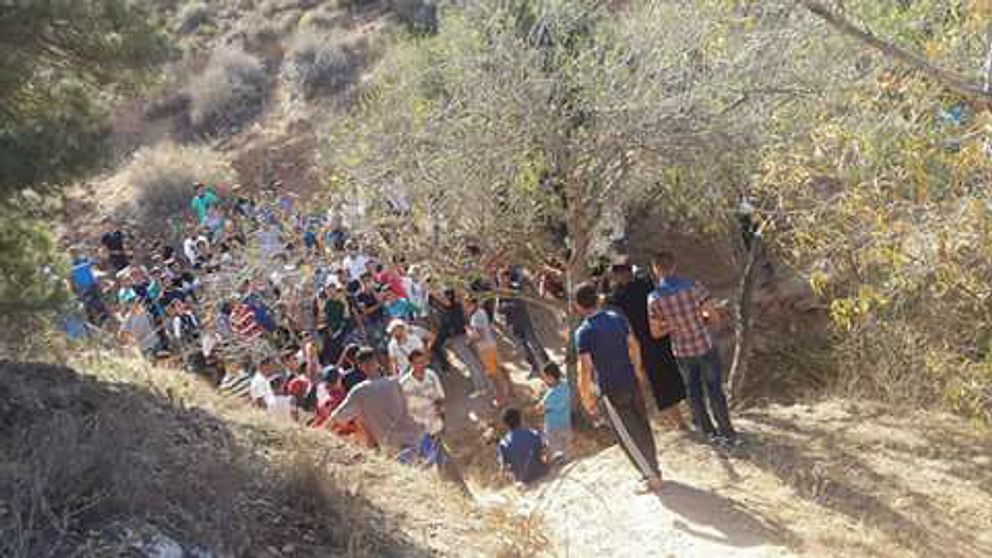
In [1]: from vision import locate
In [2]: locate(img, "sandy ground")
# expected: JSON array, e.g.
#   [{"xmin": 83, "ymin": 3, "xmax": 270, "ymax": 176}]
[{"xmin": 468, "ymin": 399, "xmax": 992, "ymax": 558}]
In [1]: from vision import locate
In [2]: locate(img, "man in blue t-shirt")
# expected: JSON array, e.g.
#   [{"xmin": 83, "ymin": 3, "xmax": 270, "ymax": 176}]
[
  {"xmin": 574, "ymin": 282, "xmax": 663, "ymax": 493},
  {"xmin": 498, "ymin": 408, "xmax": 548, "ymax": 485},
  {"xmin": 68, "ymin": 248, "xmax": 109, "ymax": 324}
]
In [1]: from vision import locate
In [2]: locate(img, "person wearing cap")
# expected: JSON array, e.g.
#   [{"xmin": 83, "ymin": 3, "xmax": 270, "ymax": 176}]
[{"xmin": 387, "ymin": 319, "xmax": 435, "ymax": 375}]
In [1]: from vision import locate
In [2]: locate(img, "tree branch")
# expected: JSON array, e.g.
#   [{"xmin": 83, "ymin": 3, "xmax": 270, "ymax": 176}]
[{"xmin": 798, "ymin": 0, "xmax": 992, "ymax": 101}]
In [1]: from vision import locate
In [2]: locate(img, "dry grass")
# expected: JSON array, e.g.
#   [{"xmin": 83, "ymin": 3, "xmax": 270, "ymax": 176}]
[
  {"xmin": 121, "ymin": 142, "xmax": 235, "ymax": 235},
  {"xmin": 175, "ymin": 1, "xmax": 213, "ymax": 34},
  {"xmin": 188, "ymin": 46, "xmax": 270, "ymax": 136},
  {"xmin": 284, "ymin": 30, "xmax": 366, "ymax": 100},
  {"xmin": 0, "ymin": 354, "xmax": 545, "ymax": 557}
]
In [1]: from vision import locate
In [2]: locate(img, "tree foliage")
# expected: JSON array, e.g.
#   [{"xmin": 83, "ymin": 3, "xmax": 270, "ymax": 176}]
[
  {"xmin": 329, "ymin": 0, "xmax": 992, "ymax": 420},
  {"xmin": 0, "ymin": 1, "xmax": 169, "ymax": 311},
  {"xmin": 0, "ymin": 0, "xmax": 170, "ymax": 199},
  {"xmin": 329, "ymin": 0, "xmax": 791, "ymax": 277}
]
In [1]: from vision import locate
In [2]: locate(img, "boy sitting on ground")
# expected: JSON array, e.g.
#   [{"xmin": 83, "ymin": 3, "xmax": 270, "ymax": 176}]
[
  {"xmin": 498, "ymin": 408, "xmax": 548, "ymax": 486},
  {"xmin": 539, "ymin": 362, "xmax": 572, "ymax": 463}
]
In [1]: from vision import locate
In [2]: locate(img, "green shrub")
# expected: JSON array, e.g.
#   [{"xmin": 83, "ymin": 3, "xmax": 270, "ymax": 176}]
[
  {"xmin": 175, "ymin": 1, "xmax": 212, "ymax": 34},
  {"xmin": 187, "ymin": 47, "xmax": 269, "ymax": 135},
  {"xmin": 124, "ymin": 143, "xmax": 235, "ymax": 233},
  {"xmin": 284, "ymin": 31, "xmax": 363, "ymax": 99}
]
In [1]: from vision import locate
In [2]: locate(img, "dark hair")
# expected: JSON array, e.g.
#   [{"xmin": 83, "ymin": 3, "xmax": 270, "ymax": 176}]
[
  {"xmin": 573, "ymin": 282, "xmax": 599, "ymax": 310},
  {"xmin": 502, "ymin": 407, "xmax": 522, "ymax": 429},
  {"xmin": 651, "ymin": 251, "xmax": 676, "ymax": 272},
  {"xmin": 341, "ymin": 343, "xmax": 360, "ymax": 362},
  {"xmin": 408, "ymin": 348, "xmax": 426, "ymax": 362},
  {"xmin": 356, "ymin": 347, "xmax": 376, "ymax": 365},
  {"xmin": 542, "ymin": 361, "xmax": 562, "ymax": 381}
]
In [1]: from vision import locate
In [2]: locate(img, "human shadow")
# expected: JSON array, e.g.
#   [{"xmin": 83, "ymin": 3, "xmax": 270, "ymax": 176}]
[
  {"xmin": 0, "ymin": 360, "xmax": 438, "ymax": 558},
  {"xmin": 655, "ymin": 480, "xmax": 796, "ymax": 549},
  {"xmin": 741, "ymin": 414, "xmax": 991, "ymax": 558}
]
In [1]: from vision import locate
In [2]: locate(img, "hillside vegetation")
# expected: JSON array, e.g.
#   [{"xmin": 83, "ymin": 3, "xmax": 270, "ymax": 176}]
[
  {"xmin": 1, "ymin": 1, "xmax": 991, "ymax": 556},
  {"xmin": 0, "ymin": 356, "xmax": 541, "ymax": 557}
]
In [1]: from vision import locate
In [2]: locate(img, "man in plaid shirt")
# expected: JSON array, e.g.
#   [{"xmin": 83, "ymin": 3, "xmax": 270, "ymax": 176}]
[{"xmin": 647, "ymin": 251, "xmax": 737, "ymax": 446}]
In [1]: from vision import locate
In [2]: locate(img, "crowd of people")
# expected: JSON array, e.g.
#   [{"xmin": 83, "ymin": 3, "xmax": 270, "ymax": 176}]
[{"xmin": 65, "ymin": 180, "xmax": 738, "ymax": 494}]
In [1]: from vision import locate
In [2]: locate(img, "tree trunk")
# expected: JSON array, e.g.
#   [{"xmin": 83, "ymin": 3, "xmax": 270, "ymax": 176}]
[{"xmin": 727, "ymin": 235, "xmax": 761, "ymax": 405}]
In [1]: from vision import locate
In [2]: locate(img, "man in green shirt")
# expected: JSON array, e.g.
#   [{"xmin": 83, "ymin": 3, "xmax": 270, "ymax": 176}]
[
  {"xmin": 321, "ymin": 283, "xmax": 351, "ymax": 362},
  {"xmin": 190, "ymin": 182, "xmax": 219, "ymax": 225}
]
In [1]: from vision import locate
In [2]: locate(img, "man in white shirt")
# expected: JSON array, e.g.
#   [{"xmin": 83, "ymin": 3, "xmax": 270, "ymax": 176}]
[
  {"xmin": 342, "ymin": 243, "xmax": 370, "ymax": 281},
  {"xmin": 398, "ymin": 349, "xmax": 446, "ymax": 435},
  {"xmin": 249, "ymin": 357, "xmax": 295, "ymax": 421},
  {"xmin": 387, "ymin": 319, "xmax": 435, "ymax": 375}
]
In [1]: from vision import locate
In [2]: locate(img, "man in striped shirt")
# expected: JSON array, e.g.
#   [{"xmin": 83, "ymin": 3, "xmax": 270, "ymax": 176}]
[{"xmin": 648, "ymin": 251, "xmax": 738, "ymax": 446}]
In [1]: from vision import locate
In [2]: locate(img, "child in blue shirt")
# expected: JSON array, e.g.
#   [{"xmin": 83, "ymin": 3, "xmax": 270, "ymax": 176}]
[
  {"xmin": 539, "ymin": 362, "xmax": 572, "ymax": 463},
  {"xmin": 498, "ymin": 408, "xmax": 548, "ymax": 486}
]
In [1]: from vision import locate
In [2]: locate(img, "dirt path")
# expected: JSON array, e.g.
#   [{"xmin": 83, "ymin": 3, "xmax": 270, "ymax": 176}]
[{"xmin": 468, "ymin": 401, "xmax": 992, "ymax": 558}]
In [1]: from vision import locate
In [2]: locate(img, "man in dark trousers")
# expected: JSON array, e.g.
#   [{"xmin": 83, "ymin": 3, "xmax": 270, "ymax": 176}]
[
  {"xmin": 648, "ymin": 251, "xmax": 738, "ymax": 447},
  {"xmin": 607, "ymin": 260, "xmax": 686, "ymax": 429},
  {"xmin": 574, "ymin": 282, "xmax": 663, "ymax": 493}
]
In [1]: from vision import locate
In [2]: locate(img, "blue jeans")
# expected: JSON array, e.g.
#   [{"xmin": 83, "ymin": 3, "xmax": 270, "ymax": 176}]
[{"xmin": 676, "ymin": 348, "xmax": 735, "ymax": 438}]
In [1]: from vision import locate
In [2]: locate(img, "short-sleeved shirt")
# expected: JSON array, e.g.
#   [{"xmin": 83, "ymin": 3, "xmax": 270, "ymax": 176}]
[
  {"xmin": 191, "ymin": 190, "xmax": 219, "ymax": 223},
  {"xmin": 331, "ymin": 377, "xmax": 423, "ymax": 452},
  {"xmin": 70, "ymin": 258, "xmax": 97, "ymax": 291},
  {"xmin": 387, "ymin": 326, "xmax": 429, "ymax": 373},
  {"xmin": 541, "ymin": 382, "xmax": 572, "ymax": 431},
  {"xmin": 355, "ymin": 290, "xmax": 385, "ymax": 323},
  {"xmin": 343, "ymin": 254, "xmax": 370, "ymax": 280},
  {"xmin": 575, "ymin": 309, "xmax": 636, "ymax": 395},
  {"xmin": 399, "ymin": 368, "xmax": 446, "ymax": 434},
  {"xmin": 323, "ymin": 298, "xmax": 347, "ymax": 333},
  {"xmin": 121, "ymin": 310, "xmax": 158, "ymax": 352},
  {"xmin": 647, "ymin": 276, "xmax": 713, "ymax": 358},
  {"xmin": 249, "ymin": 372, "xmax": 294, "ymax": 419},
  {"xmin": 498, "ymin": 429, "xmax": 548, "ymax": 484},
  {"xmin": 469, "ymin": 308, "xmax": 496, "ymax": 347},
  {"xmin": 436, "ymin": 300, "xmax": 467, "ymax": 338}
]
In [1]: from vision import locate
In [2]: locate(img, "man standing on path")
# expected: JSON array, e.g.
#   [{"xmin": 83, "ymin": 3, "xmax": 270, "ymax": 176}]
[
  {"xmin": 648, "ymin": 251, "xmax": 738, "ymax": 447},
  {"xmin": 608, "ymin": 261, "xmax": 686, "ymax": 429},
  {"xmin": 574, "ymin": 282, "xmax": 663, "ymax": 493}
]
